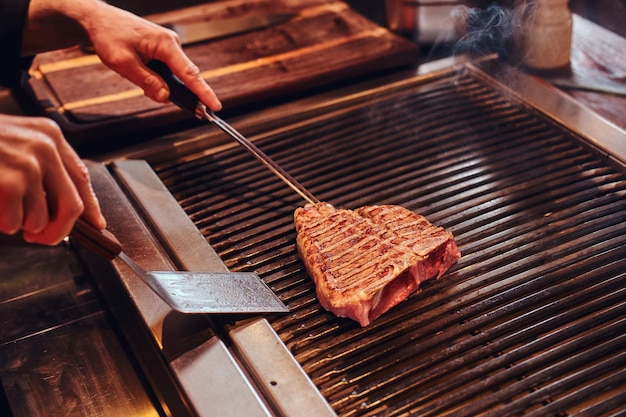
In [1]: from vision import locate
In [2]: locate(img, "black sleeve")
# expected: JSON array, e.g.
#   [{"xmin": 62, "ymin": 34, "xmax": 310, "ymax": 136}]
[{"xmin": 0, "ymin": 0, "xmax": 34, "ymax": 88}]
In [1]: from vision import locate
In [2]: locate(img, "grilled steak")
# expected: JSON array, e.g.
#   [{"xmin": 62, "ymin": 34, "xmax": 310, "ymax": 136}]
[
  {"xmin": 355, "ymin": 205, "xmax": 461, "ymax": 284},
  {"xmin": 294, "ymin": 203, "xmax": 460, "ymax": 326}
]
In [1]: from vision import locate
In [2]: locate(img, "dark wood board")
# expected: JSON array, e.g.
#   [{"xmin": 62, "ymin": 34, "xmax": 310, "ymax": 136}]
[{"xmin": 25, "ymin": 0, "xmax": 419, "ymax": 151}]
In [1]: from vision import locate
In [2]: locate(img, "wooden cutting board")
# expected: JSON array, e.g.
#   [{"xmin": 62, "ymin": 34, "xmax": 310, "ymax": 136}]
[{"xmin": 26, "ymin": 0, "xmax": 419, "ymax": 150}]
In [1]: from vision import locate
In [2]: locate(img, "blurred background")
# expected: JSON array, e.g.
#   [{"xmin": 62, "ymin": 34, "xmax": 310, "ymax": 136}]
[{"xmin": 107, "ymin": 0, "xmax": 626, "ymax": 38}]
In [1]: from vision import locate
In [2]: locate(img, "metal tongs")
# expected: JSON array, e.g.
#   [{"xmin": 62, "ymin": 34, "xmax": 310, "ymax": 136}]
[{"xmin": 147, "ymin": 60, "xmax": 320, "ymax": 205}]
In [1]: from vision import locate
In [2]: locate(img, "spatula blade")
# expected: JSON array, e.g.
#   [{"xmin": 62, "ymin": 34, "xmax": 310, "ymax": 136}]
[{"xmin": 149, "ymin": 271, "xmax": 289, "ymax": 314}]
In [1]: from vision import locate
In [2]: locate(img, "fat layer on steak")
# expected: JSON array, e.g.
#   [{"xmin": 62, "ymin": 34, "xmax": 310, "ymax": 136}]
[{"xmin": 294, "ymin": 203, "xmax": 460, "ymax": 326}]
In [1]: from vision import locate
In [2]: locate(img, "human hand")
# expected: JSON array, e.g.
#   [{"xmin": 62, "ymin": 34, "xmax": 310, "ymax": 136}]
[
  {"xmin": 0, "ymin": 114, "xmax": 106, "ymax": 245},
  {"xmin": 84, "ymin": 2, "xmax": 222, "ymax": 111}
]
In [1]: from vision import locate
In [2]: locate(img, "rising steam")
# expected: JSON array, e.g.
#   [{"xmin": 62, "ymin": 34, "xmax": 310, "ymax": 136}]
[{"xmin": 446, "ymin": 2, "xmax": 534, "ymax": 62}]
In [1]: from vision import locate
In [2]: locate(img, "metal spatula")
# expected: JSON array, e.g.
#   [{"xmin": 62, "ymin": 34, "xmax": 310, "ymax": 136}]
[{"xmin": 70, "ymin": 218, "xmax": 289, "ymax": 314}]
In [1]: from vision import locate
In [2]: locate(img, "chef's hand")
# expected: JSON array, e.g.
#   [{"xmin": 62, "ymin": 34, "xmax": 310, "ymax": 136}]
[
  {"xmin": 22, "ymin": 0, "xmax": 220, "ymax": 111},
  {"xmin": 0, "ymin": 114, "xmax": 106, "ymax": 246},
  {"xmin": 84, "ymin": 1, "xmax": 222, "ymax": 111}
]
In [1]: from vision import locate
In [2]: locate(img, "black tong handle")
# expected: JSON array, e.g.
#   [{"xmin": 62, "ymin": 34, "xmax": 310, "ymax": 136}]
[{"xmin": 147, "ymin": 60, "xmax": 201, "ymax": 116}]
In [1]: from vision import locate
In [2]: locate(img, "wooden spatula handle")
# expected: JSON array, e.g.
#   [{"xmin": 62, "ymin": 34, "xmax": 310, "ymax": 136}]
[{"xmin": 69, "ymin": 218, "xmax": 122, "ymax": 260}]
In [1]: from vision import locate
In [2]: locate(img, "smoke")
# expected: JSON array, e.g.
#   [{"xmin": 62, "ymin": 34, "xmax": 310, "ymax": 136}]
[{"xmin": 440, "ymin": 2, "xmax": 534, "ymax": 62}]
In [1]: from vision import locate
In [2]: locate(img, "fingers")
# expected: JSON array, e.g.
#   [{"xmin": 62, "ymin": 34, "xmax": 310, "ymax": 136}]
[
  {"xmin": 154, "ymin": 51, "xmax": 223, "ymax": 112},
  {"xmin": 146, "ymin": 26, "xmax": 221, "ymax": 111},
  {"xmin": 120, "ymin": 56, "xmax": 171, "ymax": 104},
  {"xmin": 0, "ymin": 128, "xmax": 50, "ymax": 237},
  {"xmin": 143, "ymin": 42, "xmax": 222, "ymax": 111},
  {"xmin": 84, "ymin": 3, "xmax": 222, "ymax": 111},
  {"xmin": 0, "ymin": 115, "xmax": 106, "ymax": 246},
  {"xmin": 0, "ymin": 175, "xmax": 28, "ymax": 236},
  {"xmin": 55, "ymin": 139, "xmax": 106, "ymax": 231},
  {"xmin": 20, "ymin": 120, "xmax": 85, "ymax": 245},
  {"xmin": 20, "ymin": 178, "xmax": 48, "ymax": 235},
  {"xmin": 23, "ymin": 161, "xmax": 84, "ymax": 246},
  {"xmin": 97, "ymin": 34, "xmax": 222, "ymax": 111}
]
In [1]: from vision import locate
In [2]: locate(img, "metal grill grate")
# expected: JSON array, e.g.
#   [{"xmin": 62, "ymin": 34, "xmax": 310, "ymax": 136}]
[{"xmin": 153, "ymin": 68, "xmax": 626, "ymax": 416}]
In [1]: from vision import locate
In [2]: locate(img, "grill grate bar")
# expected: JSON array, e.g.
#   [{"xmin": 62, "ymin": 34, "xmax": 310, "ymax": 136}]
[{"xmin": 566, "ymin": 388, "xmax": 626, "ymax": 417}]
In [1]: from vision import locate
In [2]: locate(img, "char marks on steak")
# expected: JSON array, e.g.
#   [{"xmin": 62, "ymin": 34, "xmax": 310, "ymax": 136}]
[
  {"xmin": 294, "ymin": 203, "xmax": 460, "ymax": 326},
  {"xmin": 356, "ymin": 205, "xmax": 461, "ymax": 284}
]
